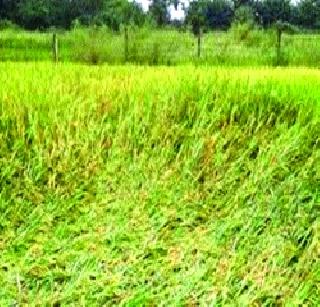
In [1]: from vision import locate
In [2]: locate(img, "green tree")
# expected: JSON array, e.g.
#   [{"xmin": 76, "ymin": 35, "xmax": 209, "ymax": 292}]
[
  {"xmin": 296, "ymin": 0, "xmax": 320, "ymax": 29},
  {"xmin": 256, "ymin": 0, "xmax": 292, "ymax": 27},
  {"xmin": 49, "ymin": 0, "xmax": 76, "ymax": 28},
  {"xmin": 205, "ymin": 0, "xmax": 233, "ymax": 29},
  {"xmin": 186, "ymin": 0, "xmax": 234, "ymax": 32},
  {"xmin": 185, "ymin": 0, "xmax": 207, "ymax": 35},
  {"xmin": 17, "ymin": 0, "xmax": 51, "ymax": 29},
  {"xmin": 149, "ymin": 0, "xmax": 170, "ymax": 26},
  {"xmin": 234, "ymin": 4, "xmax": 255, "ymax": 25},
  {"xmin": 0, "ymin": 0, "xmax": 19, "ymax": 21},
  {"xmin": 68, "ymin": 0, "xmax": 104, "ymax": 25},
  {"xmin": 98, "ymin": 0, "xmax": 145, "ymax": 30},
  {"xmin": 232, "ymin": 0, "xmax": 254, "ymax": 9}
]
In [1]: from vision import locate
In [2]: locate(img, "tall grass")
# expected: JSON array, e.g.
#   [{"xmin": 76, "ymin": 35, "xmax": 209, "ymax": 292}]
[
  {"xmin": 0, "ymin": 63, "xmax": 319, "ymax": 305},
  {"xmin": 1, "ymin": 27, "xmax": 320, "ymax": 66}
]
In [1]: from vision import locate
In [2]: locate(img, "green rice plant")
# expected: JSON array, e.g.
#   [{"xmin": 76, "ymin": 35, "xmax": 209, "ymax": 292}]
[{"xmin": 0, "ymin": 63, "xmax": 319, "ymax": 305}]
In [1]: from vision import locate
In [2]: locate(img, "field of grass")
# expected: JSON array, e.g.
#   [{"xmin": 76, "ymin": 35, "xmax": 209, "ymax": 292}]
[
  {"xmin": 0, "ymin": 63, "xmax": 319, "ymax": 305},
  {"xmin": 1, "ymin": 27, "xmax": 320, "ymax": 66}
]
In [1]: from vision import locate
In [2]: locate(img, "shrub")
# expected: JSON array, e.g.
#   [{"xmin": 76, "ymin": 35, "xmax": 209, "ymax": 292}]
[
  {"xmin": 0, "ymin": 19, "xmax": 19, "ymax": 30},
  {"xmin": 231, "ymin": 22, "xmax": 253, "ymax": 42},
  {"xmin": 234, "ymin": 5, "xmax": 255, "ymax": 27}
]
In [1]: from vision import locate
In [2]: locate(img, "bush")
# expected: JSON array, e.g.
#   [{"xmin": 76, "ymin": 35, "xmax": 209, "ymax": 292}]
[
  {"xmin": 231, "ymin": 5, "xmax": 257, "ymax": 44},
  {"xmin": 230, "ymin": 21, "xmax": 272, "ymax": 48},
  {"xmin": 231, "ymin": 22, "xmax": 253, "ymax": 42},
  {"xmin": 72, "ymin": 26, "xmax": 111, "ymax": 65},
  {"xmin": 234, "ymin": 5, "xmax": 255, "ymax": 27},
  {"xmin": 0, "ymin": 19, "xmax": 19, "ymax": 30},
  {"xmin": 71, "ymin": 19, "xmax": 82, "ymax": 30}
]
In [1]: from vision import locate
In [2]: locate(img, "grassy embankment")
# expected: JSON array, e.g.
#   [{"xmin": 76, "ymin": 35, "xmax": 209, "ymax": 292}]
[
  {"xmin": 0, "ymin": 63, "xmax": 319, "ymax": 305},
  {"xmin": 1, "ymin": 28, "xmax": 320, "ymax": 66}
]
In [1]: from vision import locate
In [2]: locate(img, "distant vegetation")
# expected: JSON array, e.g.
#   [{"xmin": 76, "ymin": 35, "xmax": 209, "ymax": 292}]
[
  {"xmin": 1, "ymin": 1, "xmax": 320, "ymax": 67},
  {"xmin": 1, "ymin": 0, "xmax": 320, "ymax": 31},
  {"xmin": 1, "ymin": 27, "xmax": 320, "ymax": 66}
]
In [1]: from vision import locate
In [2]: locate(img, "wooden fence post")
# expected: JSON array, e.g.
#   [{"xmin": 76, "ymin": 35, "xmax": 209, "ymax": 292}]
[
  {"xmin": 124, "ymin": 26, "xmax": 129, "ymax": 62},
  {"xmin": 52, "ymin": 33, "xmax": 58, "ymax": 62},
  {"xmin": 197, "ymin": 28, "xmax": 201, "ymax": 58},
  {"xmin": 276, "ymin": 26, "xmax": 282, "ymax": 65}
]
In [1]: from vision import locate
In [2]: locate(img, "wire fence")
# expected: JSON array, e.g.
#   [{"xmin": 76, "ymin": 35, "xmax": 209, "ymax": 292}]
[{"xmin": 0, "ymin": 28, "xmax": 320, "ymax": 66}]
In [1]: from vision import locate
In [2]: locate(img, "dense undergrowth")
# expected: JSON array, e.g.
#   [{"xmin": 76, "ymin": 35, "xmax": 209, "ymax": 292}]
[{"xmin": 0, "ymin": 63, "xmax": 319, "ymax": 305}]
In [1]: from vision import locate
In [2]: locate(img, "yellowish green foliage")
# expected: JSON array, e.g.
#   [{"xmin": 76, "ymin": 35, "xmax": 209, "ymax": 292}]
[{"xmin": 0, "ymin": 63, "xmax": 319, "ymax": 305}]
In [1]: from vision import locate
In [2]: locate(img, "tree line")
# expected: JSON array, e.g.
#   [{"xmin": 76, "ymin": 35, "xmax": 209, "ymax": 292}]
[{"xmin": 0, "ymin": 0, "xmax": 319, "ymax": 31}]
